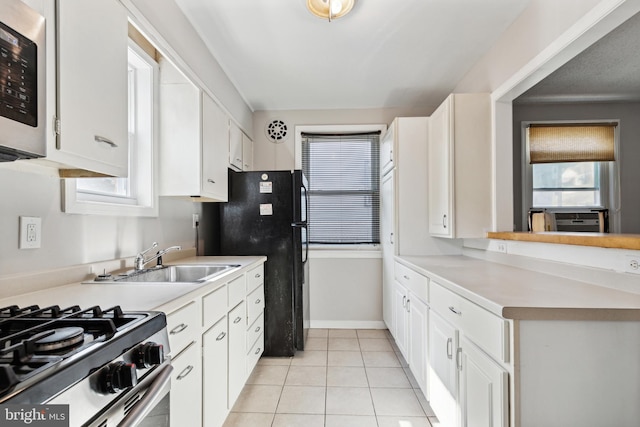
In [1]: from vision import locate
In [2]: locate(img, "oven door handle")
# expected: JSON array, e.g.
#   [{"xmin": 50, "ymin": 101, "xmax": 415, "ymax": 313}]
[{"xmin": 117, "ymin": 364, "xmax": 173, "ymax": 427}]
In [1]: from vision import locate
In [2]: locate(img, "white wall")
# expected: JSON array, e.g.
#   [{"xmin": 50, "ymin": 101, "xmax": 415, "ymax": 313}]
[
  {"xmin": 253, "ymin": 107, "xmax": 428, "ymax": 170},
  {"xmin": 0, "ymin": 164, "xmax": 199, "ymax": 276},
  {"xmin": 309, "ymin": 254, "xmax": 384, "ymax": 329}
]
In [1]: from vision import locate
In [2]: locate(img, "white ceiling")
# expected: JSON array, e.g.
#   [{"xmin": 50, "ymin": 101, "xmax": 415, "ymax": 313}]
[
  {"xmin": 517, "ymin": 10, "xmax": 640, "ymax": 103},
  {"xmin": 174, "ymin": 0, "xmax": 529, "ymax": 112}
]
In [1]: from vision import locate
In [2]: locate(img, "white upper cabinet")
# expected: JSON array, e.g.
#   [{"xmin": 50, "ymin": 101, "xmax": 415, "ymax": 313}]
[
  {"xmin": 201, "ymin": 92, "xmax": 229, "ymax": 201},
  {"xmin": 242, "ymin": 132, "xmax": 253, "ymax": 171},
  {"xmin": 53, "ymin": 0, "xmax": 129, "ymax": 176},
  {"xmin": 159, "ymin": 57, "xmax": 228, "ymax": 202},
  {"xmin": 428, "ymin": 93, "xmax": 491, "ymax": 238},
  {"xmin": 229, "ymin": 120, "xmax": 243, "ymax": 171}
]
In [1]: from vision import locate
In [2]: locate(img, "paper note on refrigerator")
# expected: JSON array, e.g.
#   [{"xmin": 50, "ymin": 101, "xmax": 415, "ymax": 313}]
[
  {"xmin": 260, "ymin": 182, "xmax": 273, "ymax": 193},
  {"xmin": 260, "ymin": 204, "xmax": 273, "ymax": 215}
]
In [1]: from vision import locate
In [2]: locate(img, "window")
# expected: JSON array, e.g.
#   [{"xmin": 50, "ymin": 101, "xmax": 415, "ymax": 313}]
[
  {"xmin": 63, "ymin": 40, "xmax": 158, "ymax": 216},
  {"xmin": 523, "ymin": 121, "xmax": 619, "ymax": 211},
  {"xmin": 301, "ymin": 132, "xmax": 381, "ymax": 245}
]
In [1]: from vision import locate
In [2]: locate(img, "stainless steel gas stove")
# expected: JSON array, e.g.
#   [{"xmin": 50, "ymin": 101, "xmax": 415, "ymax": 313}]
[{"xmin": 0, "ymin": 304, "xmax": 171, "ymax": 427}]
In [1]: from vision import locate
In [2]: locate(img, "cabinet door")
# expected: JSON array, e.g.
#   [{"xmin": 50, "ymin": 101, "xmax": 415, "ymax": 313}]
[
  {"xmin": 242, "ymin": 133, "xmax": 253, "ymax": 171},
  {"xmin": 229, "ymin": 121, "xmax": 243, "ymax": 171},
  {"xmin": 202, "ymin": 93, "xmax": 229, "ymax": 201},
  {"xmin": 428, "ymin": 96, "xmax": 453, "ymax": 237},
  {"xmin": 408, "ymin": 295, "xmax": 428, "ymax": 396},
  {"xmin": 460, "ymin": 336, "xmax": 508, "ymax": 427},
  {"xmin": 380, "ymin": 124, "xmax": 395, "ymax": 175},
  {"xmin": 203, "ymin": 316, "xmax": 228, "ymax": 427},
  {"xmin": 381, "ymin": 172, "xmax": 395, "ymax": 330},
  {"xmin": 170, "ymin": 343, "xmax": 202, "ymax": 427},
  {"xmin": 429, "ymin": 310, "xmax": 458, "ymax": 427},
  {"xmin": 57, "ymin": 0, "xmax": 129, "ymax": 176},
  {"xmin": 393, "ymin": 282, "xmax": 409, "ymax": 360},
  {"xmin": 228, "ymin": 301, "xmax": 247, "ymax": 408}
]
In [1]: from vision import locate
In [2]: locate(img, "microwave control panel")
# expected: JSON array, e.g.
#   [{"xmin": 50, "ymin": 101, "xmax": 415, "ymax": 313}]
[{"xmin": 0, "ymin": 21, "xmax": 37, "ymax": 127}]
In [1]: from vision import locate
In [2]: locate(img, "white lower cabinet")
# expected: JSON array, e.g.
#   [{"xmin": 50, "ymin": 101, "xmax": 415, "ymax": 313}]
[
  {"xmin": 157, "ymin": 260, "xmax": 266, "ymax": 427},
  {"xmin": 408, "ymin": 295, "xmax": 428, "ymax": 396},
  {"xmin": 459, "ymin": 336, "xmax": 508, "ymax": 427},
  {"xmin": 429, "ymin": 310, "xmax": 459, "ymax": 427},
  {"xmin": 228, "ymin": 301, "xmax": 247, "ymax": 406},
  {"xmin": 393, "ymin": 282, "xmax": 409, "ymax": 360},
  {"xmin": 428, "ymin": 280, "xmax": 509, "ymax": 427},
  {"xmin": 170, "ymin": 343, "xmax": 202, "ymax": 427},
  {"xmin": 202, "ymin": 315, "xmax": 228, "ymax": 427}
]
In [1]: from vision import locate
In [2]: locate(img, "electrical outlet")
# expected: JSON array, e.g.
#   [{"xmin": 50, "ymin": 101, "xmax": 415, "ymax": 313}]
[
  {"xmin": 19, "ymin": 216, "xmax": 41, "ymax": 249},
  {"xmin": 488, "ymin": 240, "xmax": 507, "ymax": 253},
  {"xmin": 192, "ymin": 213, "xmax": 199, "ymax": 228},
  {"xmin": 625, "ymin": 255, "xmax": 640, "ymax": 274}
]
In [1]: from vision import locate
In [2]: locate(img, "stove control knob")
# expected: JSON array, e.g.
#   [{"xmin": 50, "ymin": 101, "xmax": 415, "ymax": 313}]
[
  {"xmin": 134, "ymin": 342, "xmax": 165, "ymax": 368},
  {"xmin": 104, "ymin": 361, "xmax": 138, "ymax": 393}
]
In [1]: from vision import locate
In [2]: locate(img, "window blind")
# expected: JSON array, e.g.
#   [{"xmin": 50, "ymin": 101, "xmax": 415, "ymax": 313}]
[
  {"xmin": 301, "ymin": 132, "xmax": 381, "ymax": 244},
  {"xmin": 528, "ymin": 123, "xmax": 616, "ymax": 164}
]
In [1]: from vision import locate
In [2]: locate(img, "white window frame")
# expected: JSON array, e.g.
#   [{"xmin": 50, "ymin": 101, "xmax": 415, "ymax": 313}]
[
  {"xmin": 295, "ymin": 124, "xmax": 386, "ymax": 253},
  {"xmin": 521, "ymin": 120, "xmax": 620, "ymax": 232},
  {"xmin": 63, "ymin": 40, "xmax": 159, "ymax": 217}
]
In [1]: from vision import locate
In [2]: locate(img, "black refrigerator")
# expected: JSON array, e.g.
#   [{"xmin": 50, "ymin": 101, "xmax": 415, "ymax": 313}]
[{"xmin": 204, "ymin": 169, "xmax": 309, "ymax": 357}]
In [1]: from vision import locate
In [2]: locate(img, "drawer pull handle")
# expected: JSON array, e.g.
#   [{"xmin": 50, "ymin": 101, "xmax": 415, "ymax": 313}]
[
  {"xmin": 403, "ymin": 275, "xmax": 410, "ymax": 280},
  {"xmin": 446, "ymin": 337, "xmax": 453, "ymax": 359},
  {"xmin": 255, "ymin": 326, "xmax": 261, "ymax": 333},
  {"xmin": 95, "ymin": 135, "xmax": 118, "ymax": 148},
  {"xmin": 216, "ymin": 331, "xmax": 226, "ymax": 341},
  {"xmin": 255, "ymin": 347, "xmax": 261, "ymax": 355},
  {"xmin": 255, "ymin": 273, "xmax": 261, "ymax": 278},
  {"xmin": 255, "ymin": 298, "xmax": 261, "ymax": 304},
  {"xmin": 234, "ymin": 316, "xmax": 242, "ymax": 324},
  {"xmin": 448, "ymin": 306, "xmax": 462, "ymax": 316},
  {"xmin": 170, "ymin": 323, "xmax": 188, "ymax": 335},
  {"xmin": 207, "ymin": 178, "xmax": 215, "ymax": 184},
  {"xmin": 176, "ymin": 365, "xmax": 194, "ymax": 380}
]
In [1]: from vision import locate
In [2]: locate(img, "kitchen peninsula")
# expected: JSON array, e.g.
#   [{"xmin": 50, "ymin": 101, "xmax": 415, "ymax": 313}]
[{"xmin": 395, "ymin": 254, "xmax": 640, "ymax": 427}]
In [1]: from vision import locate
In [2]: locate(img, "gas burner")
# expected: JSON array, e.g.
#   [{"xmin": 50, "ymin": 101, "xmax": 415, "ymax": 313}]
[{"xmin": 34, "ymin": 327, "xmax": 85, "ymax": 353}]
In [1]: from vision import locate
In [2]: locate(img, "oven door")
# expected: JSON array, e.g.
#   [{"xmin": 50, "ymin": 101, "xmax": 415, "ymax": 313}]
[{"xmin": 87, "ymin": 361, "xmax": 173, "ymax": 427}]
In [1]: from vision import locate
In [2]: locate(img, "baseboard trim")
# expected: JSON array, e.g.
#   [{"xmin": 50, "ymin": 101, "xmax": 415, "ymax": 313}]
[{"xmin": 309, "ymin": 320, "xmax": 387, "ymax": 330}]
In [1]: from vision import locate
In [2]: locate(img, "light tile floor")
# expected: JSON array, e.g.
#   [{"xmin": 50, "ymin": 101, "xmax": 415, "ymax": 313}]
[{"xmin": 224, "ymin": 329, "xmax": 438, "ymax": 427}]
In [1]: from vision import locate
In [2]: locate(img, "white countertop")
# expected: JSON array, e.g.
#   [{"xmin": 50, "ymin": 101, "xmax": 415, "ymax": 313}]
[
  {"xmin": 0, "ymin": 256, "xmax": 266, "ymax": 314},
  {"xmin": 397, "ymin": 255, "xmax": 640, "ymax": 321}
]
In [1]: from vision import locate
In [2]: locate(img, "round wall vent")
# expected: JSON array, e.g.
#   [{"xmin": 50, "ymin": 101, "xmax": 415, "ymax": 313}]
[{"xmin": 265, "ymin": 119, "xmax": 288, "ymax": 144}]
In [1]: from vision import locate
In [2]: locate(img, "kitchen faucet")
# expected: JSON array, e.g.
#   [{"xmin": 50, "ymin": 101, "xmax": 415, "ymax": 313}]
[{"xmin": 134, "ymin": 242, "xmax": 182, "ymax": 271}]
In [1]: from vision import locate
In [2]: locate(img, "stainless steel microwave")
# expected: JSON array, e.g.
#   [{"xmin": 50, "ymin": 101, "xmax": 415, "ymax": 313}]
[{"xmin": 0, "ymin": 0, "xmax": 45, "ymax": 162}]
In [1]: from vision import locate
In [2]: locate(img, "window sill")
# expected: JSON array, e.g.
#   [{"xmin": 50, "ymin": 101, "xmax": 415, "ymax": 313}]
[{"xmin": 309, "ymin": 246, "xmax": 382, "ymax": 259}]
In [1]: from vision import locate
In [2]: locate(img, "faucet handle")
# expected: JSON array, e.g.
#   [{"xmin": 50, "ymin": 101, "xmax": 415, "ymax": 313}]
[{"xmin": 139, "ymin": 242, "xmax": 158, "ymax": 257}]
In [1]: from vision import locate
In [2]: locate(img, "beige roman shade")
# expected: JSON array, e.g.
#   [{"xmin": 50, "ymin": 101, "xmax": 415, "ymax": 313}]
[{"xmin": 528, "ymin": 123, "xmax": 616, "ymax": 164}]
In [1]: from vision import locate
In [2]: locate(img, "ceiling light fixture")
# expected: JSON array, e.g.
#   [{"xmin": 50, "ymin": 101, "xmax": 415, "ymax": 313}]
[{"xmin": 306, "ymin": 0, "xmax": 355, "ymax": 22}]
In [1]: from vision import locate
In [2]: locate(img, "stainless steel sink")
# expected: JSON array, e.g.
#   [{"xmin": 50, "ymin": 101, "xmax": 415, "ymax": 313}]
[{"xmin": 90, "ymin": 264, "xmax": 240, "ymax": 284}]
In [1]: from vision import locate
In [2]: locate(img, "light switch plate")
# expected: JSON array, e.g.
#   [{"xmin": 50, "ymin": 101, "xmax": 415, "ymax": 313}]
[{"xmin": 19, "ymin": 216, "xmax": 41, "ymax": 249}]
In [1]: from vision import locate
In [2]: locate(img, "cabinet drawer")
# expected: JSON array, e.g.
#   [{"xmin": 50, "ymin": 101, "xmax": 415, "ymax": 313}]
[
  {"xmin": 166, "ymin": 301, "xmax": 199, "ymax": 356},
  {"xmin": 203, "ymin": 285, "xmax": 227, "ymax": 329},
  {"xmin": 247, "ymin": 285, "xmax": 265, "ymax": 326},
  {"xmin": 395, "ymin": 262, "xmax": 429, "ymax": 303},
  {"xmin": 246, "ymin": 313, "xmax": 264, "ymax": 351},
  {"xmin": 431, "ymin": 281, "xmax": 509, "ymax": 363},
  {"xmin": 228, "ymin": 274, "xmax": 246, "ymax": 309},
  {"xmin": 246, "ymin": 333, "xmax": 264, "ymax": 375},
  {"xmin": 246, "ymin": 264, "xmax": 264, "ymax": 294}
]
